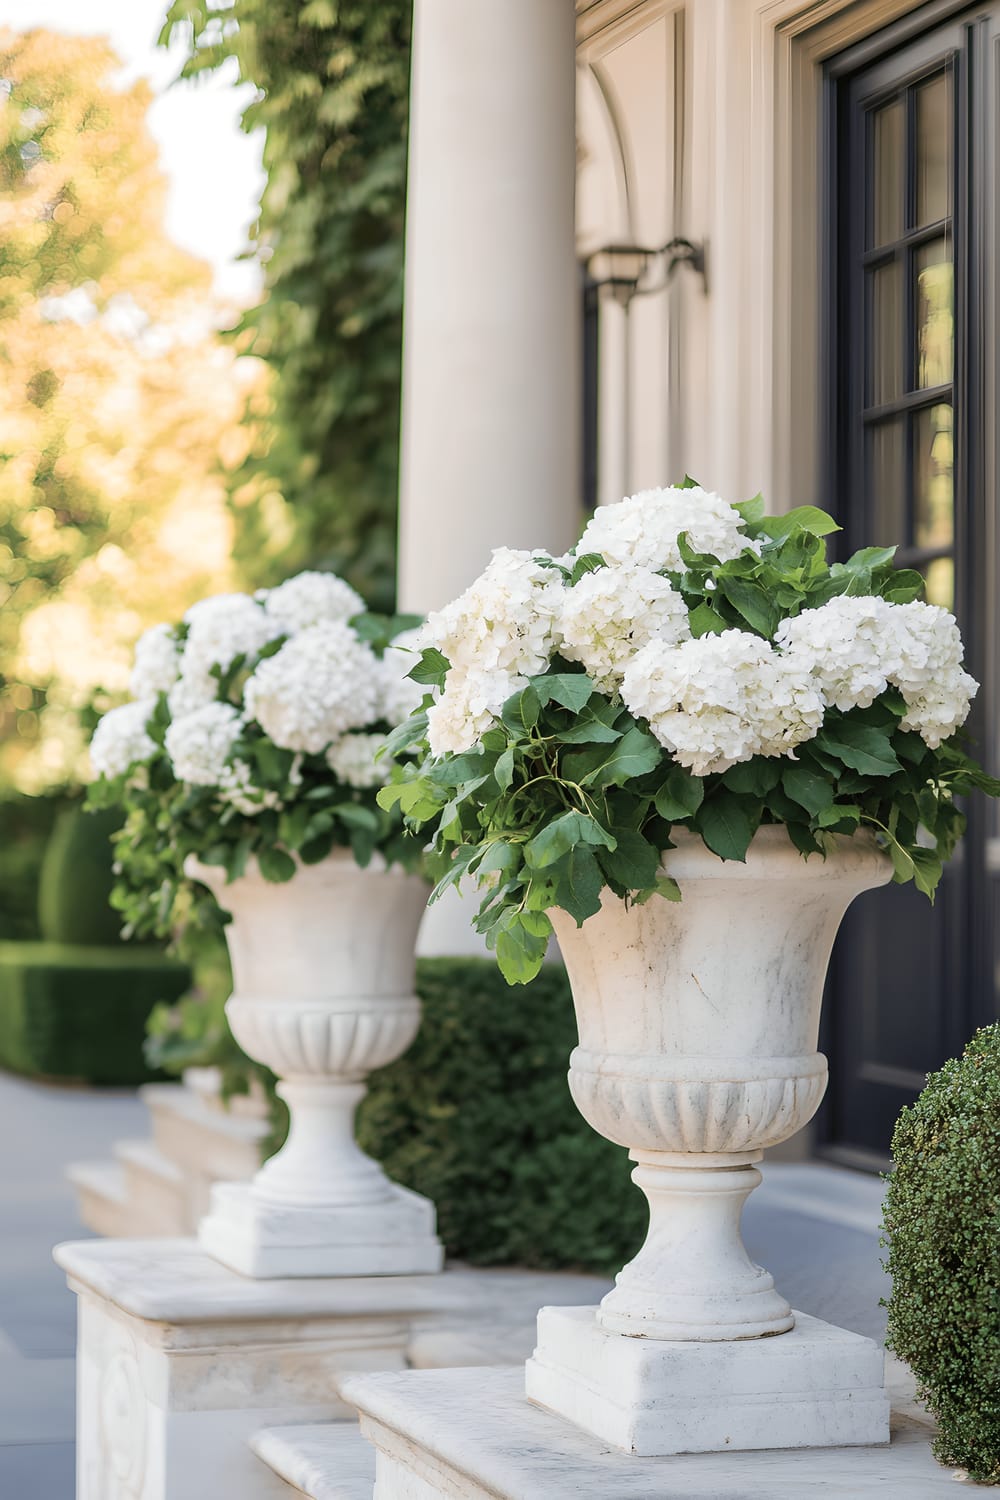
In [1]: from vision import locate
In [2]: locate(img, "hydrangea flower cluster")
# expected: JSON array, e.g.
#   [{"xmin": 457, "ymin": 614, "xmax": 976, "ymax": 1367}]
[
  {"xmin": 622, "ymin": 631, "xmax": 825, "ymax": 776},
  {"xmin": 419, "ymin": 486, "xmax": 977, "ymax": 768},
  {"xmin": 88, "ymin": 571, "xmax": 427, "ymax": 928},
  {"xmin": 380, "ymin": 484, "xmax": 999, "ymax": 985},
  {"xmin": 577, "ymin": 484, "xmax": 757, "ymax": 572},
  {"xmin": 775, "ymin": 595, "xmax": 976, "ymax": 746},
  {"xmin": 90, "ymin": 700, "xmax": 158, "ymax": 783}
]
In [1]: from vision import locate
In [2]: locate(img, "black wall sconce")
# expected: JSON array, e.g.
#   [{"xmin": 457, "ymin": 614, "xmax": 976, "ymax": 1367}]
[{"xmin": 585, "ymin": 236, "xmax": 708, "ymax": 304}]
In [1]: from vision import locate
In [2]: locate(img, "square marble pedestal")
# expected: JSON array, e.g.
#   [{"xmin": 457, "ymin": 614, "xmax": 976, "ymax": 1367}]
[
  {"xmin": 53, "ymin": 1237, "xmax": 455, "ymax": 1500},
  {"xmin": 524, "ymin": 1305, "xmax": 890, "ymax": 1455},
  {"xmin": 198, "ymin": 1180, "xmax": 444, "ymax": 1278}
]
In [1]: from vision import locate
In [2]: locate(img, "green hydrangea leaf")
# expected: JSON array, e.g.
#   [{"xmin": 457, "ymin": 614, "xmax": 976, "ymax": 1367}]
[
  {"xmin": 696, "ymin": 792, "xmax": 757, "ymax": 862},
  {"xmin": 654, "ymin": 764, "xmax": 705, "ymax": 821}
]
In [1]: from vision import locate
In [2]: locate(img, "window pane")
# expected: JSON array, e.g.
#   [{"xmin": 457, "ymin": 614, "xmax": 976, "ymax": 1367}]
[
  {"xmin": 915, "ymin": 238, "xmax": 953, "ymax": 389},
  {"xmin": 867, "ymin": 418, "xmax": 906, "ymax": 540},
  {"xmin": 914, "ymin": 403, "xmax": 954, "ymax": 549},
  {"xmin": 872, "ymin": 100, "xmax": 904, "ymax": 247},
  {"xmin": 923, "ymin": 557, "xmax": 955, "ymax": 609},
  {"xmin": 916, "ymin": 72, "xmax": 950, "ymax": 227},
  {"xmin": 870, "ymin": 258, "xmax": 903, "ymax": 405}
]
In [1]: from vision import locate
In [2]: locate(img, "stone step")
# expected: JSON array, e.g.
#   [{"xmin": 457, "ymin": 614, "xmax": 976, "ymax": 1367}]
[
  {"xmin": 66, "ymin": 1159, "xmax": 131, "ymax": 1239},
  {"xmin": 341, "ymin": 1365, "xmax": 952, "ymax": 1499},
  {"xmin": 250, "ymin": 1423, "xmax": 374, "ymax": 1500},
  {"xmin": 114, "ymin": 1138, "xmax": 187, "ymax": 1236},
  {"xmin": 141, "ymin": 1080, "xmax": 268, "ymax": 1183},
  {"xmin": 67, "ymin": 1075, "xmax": 271, "ymax": 1239}
]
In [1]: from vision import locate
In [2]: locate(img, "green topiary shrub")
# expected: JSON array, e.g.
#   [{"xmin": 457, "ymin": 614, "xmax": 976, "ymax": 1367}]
[
  {"xmin": 37, "ymin": 805, "xmax": 123, "ymax": 947},
  {"xmin": 883, "ymin": 1024, "xmax": 1000, "ymax": 1483},
  {"xmin": 0, "ymin": 790, "xmax": 71, "ymax": 941},
  {"xmin": 0, "ymin": 942, "xmax": 191, "ymax": 1085},
  {"xmin": 358, "ymin": 957, "xmax": 646, "ymax": 1274}
]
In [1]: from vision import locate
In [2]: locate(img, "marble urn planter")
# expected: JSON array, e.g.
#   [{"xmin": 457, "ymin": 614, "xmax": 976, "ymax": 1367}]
[
  {"xmin": 190, "ymin": 851, "xmax": 444, "ymax": 1278},
  {"xmin": 526, "ymin": 824, "xmax": 894, "ymax": 1453}
]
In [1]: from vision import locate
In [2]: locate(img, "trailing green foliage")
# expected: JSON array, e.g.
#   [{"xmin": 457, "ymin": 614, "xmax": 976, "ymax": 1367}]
[
  {"xmin": 0, "ymin": 941, "xmax": 190, "ymax": 1084},
  {"xmin": 358, "ymin": 958, "xmax": 645, "ymax": 1271},
  {"xmin": 385, "ymin": 504, "xmax": 999, "ymax": 984},
  {"xmin": 160, "ymin": 0, "xmax": 412, "ymax": 607},
  {"xmin": 883, "ymin": 1025, "xmax": 1000, "ymax": 1483}
]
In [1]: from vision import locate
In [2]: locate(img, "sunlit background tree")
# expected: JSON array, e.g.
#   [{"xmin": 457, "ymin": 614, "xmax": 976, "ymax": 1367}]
[{"xmin": 0, "ymin": 27, "xmax": 259, "ymax": 792}]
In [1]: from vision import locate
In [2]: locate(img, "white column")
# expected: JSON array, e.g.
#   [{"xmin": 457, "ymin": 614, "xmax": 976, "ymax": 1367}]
[{"xmin": 398, "ymin": 0, "xmax": 581, "ymax": 614}]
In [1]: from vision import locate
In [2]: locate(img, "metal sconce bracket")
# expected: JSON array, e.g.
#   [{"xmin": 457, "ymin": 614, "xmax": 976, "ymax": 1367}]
[{"xmin": 585, "ymin": 236, "xmax": 709, "ymax": 303}]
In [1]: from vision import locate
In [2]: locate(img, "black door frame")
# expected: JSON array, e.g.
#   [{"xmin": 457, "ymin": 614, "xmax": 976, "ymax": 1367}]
[{"xmin": 816, "ymin": 0, "xmax": 998, "ymax": 1166}]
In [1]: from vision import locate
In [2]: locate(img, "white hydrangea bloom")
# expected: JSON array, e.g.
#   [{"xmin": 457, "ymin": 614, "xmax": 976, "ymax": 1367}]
[
  {"xmin": 622, "ymin": 629, "xmax": 824, "ymax": 776},
  {"xmin": 326, "ymin": 732, "xmax": 392, "ymax": 789},
  {"xmin": 165, "ymin": 702, "xmax": 243, "ymax": 786},
  {"xmin": 776, "ymin": 595, "xmax": 977, "ymax": 746},
  {"xmin": 244, "ymin": 621, "xmax": 380, "ymax": 754},
  {"xmin": 426, "ymin": 668, "xmax": 526, "ymax": 757},
  {"xmin": 558, "ymin": 564, "xmax": 691, "ymax": 694},
  {"xmin": 378, "ymin": 627, "xmax": 427, "ymax": 725},
  {"xmin": 217, "ymin": 759, "xmax": 283, "ymax": 816},
  {"xmin": 577, "ymin": 486, "xmax": 754, "ymax": 573},
  {"xmin": 130, "ymin": 623, "xmax": 180, "ymax": 700},
  {"xmin": 262, "ymin": 571, "xmax": 365, "ymax": 632},
  {"xmin": 167, "ymin": 667, "xmax": 219, "ymax": 719},
  {"xmin": 90, "ymin": 701, "xmax": 157, "ymax": 780},
  {"xmin": 775, "ymin": 597, "xmax": 893, "ymax": 712},
  {"xmin": 887, "ymin": 601, "xmax": 978, "ymax": 746},
  {"xmin": 422, "ymin": 548, "xmax": 563, "ymax": 679},
  {"xmin": 181, "ymin": 593, "xmax": 285, "ymax": 680}
]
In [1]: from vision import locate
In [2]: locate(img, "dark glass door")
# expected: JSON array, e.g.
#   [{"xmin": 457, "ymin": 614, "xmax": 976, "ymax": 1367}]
[{"xmin": 820, "ymin": 6, "xmax": 999, "ymax": 1166}]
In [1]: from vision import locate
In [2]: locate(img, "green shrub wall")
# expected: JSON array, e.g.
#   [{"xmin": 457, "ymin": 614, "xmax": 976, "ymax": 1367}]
[
  {"xmin": 0, "ymin": 942, "xmax": 191, "ymax": 1085},
  {"xmin": 37, "ymin": 806, "xmax": 123, "ymax": 946},
  {"xmin": 0, "ymin": 792, "xmax": 70, "ymax": 941},
  {"xmin": 358, "ymin": 957, "xmax": 646, "ymax": 1275},
  {"xmin": 883, "ymin": 1024, "xmax": 1000, "ymax": 1484}
]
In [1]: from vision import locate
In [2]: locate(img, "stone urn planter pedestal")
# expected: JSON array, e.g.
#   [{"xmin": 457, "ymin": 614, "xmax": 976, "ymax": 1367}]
[
  {"xmin": 192, "ymin": 851, "xmax": 444, "ymax": 1279},
  {"xmin": 522, "ymin": 825, "xmax": 892, "ymax": 1455},
  {"xmin": 54, "ymin": 850, "xmax": 455, "ymax": 1500}
]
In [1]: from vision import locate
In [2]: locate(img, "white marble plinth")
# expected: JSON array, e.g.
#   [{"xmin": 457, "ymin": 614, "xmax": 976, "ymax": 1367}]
[
  {"xmin": 342, "ymin": 1365, "xmax": 948, "ymax": 1500},
  {"xmin": 525, "ymin": 1305, "xmax": 889, "ymax": 1455},
  {"xmin": 198, "ymin": 1180, "xmax": 444, "ymax": 1279},
  {"xmin": 53, "ymin": 1236, "xmax": 454, "ymax": 1500}
]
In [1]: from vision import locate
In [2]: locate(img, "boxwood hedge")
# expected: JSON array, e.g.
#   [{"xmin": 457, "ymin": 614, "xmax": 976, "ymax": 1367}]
[
  {"xmin": 357, "ymin": 957, "xmax": 646, "ymax": 1274},
  {"xmin": 883, "ymin": 1024, "xmax": 1000, "ymax": 1483}
]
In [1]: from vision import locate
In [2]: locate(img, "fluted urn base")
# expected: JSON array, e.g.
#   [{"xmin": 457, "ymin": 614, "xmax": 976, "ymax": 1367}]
[
  {"xmin": 199, "ymin": 1178, "xmax": 443, "ymax": 1279},
  {"xmin": 596, "ymin": 1154, "xmax": 793, "ymax": 1341}
]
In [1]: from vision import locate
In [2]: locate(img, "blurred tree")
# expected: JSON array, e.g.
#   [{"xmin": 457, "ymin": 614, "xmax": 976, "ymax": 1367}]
[
  {"xmin": 0, "ymin": 29, "xmax": 259, "ymax": 789},
  {"xmin": 160, "ymin": 0, "xmax": 412, "ymax": 611}
]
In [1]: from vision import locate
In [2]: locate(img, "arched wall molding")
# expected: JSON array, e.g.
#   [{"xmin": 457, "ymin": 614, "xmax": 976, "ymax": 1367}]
[{"xmin": 576, "ymin": 0, "xmax": 687, "ymax": 501}]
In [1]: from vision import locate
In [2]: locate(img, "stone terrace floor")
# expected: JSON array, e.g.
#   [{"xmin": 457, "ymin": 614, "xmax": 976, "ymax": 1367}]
[{"xmin": 0, "ymin": 1067, "xmax": 893, "ymax": 1500}]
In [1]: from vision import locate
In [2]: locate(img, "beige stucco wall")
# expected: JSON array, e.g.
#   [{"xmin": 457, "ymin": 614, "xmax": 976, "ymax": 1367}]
[{"xmin": 575, "ymin": 0, "xmax": 921, "ymax": 515}]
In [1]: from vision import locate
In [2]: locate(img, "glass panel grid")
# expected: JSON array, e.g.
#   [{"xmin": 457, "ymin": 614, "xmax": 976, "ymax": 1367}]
[
  {"xmin": 915, "ymin": 72, "xmax": 950, "ymax": 227},
  {"xmin": 871, "ymin": 98, "xmax": 905, "ymax": 248},
  {"xmin": 861, "ymin": 63, "xmax": 955, "ymax": 587},
  {"xmin": 915, "ymin": 237, "xmax": 954, "ymax": 389}
]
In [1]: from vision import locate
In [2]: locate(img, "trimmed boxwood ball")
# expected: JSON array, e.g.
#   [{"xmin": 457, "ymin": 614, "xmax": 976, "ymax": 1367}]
[
  {"xmin": 883, "ymin": 1024, "xmax": 1000, "ymax": 1483},
  {"xmin": 357, "ymin": 957, "xmax": 647, "ymax": 1274}
]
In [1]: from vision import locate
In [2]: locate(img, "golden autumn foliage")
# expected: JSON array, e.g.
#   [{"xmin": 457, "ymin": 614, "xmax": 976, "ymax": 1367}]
[{"xmin": 0, "ymin": 28, "xmax": 265, "ymax": 790}]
